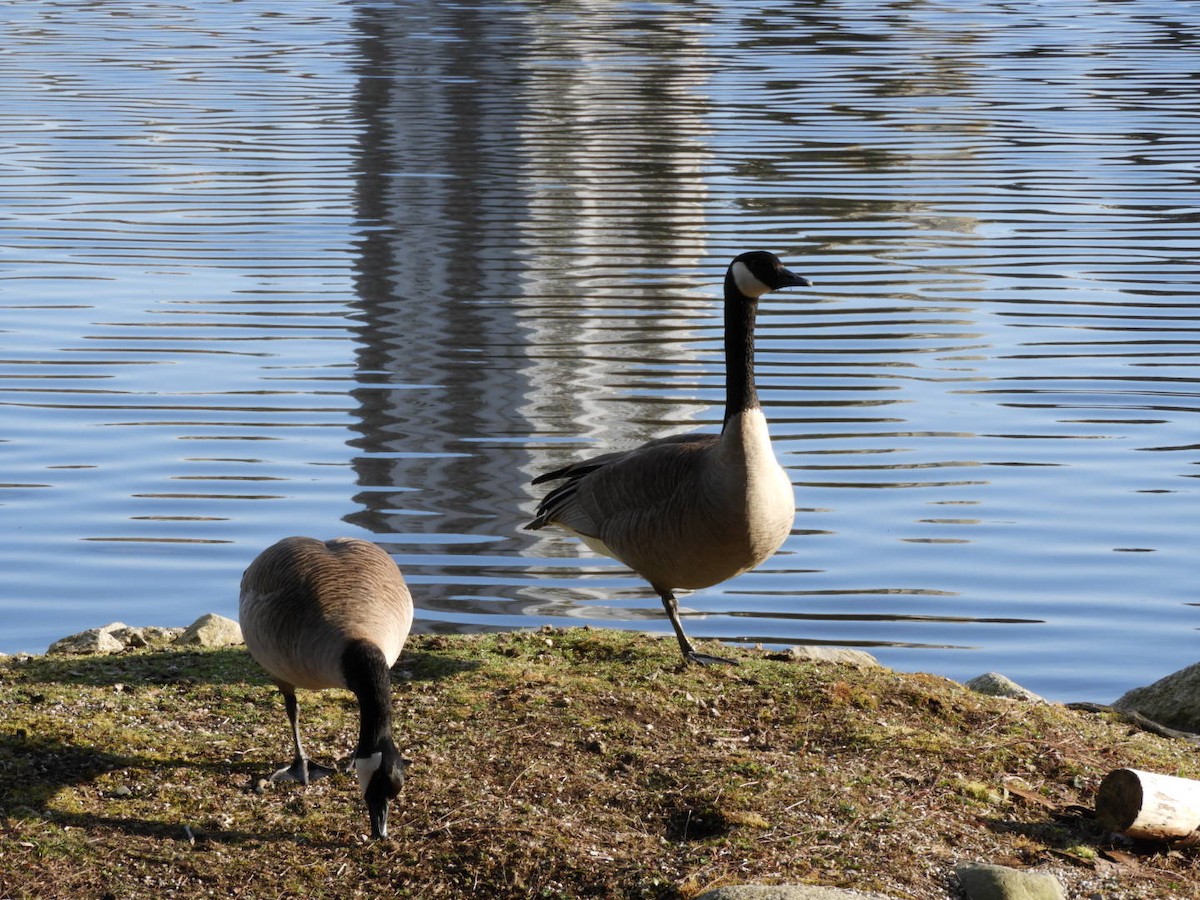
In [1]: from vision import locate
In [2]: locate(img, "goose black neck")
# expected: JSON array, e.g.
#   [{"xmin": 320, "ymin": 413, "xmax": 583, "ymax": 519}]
[
  {"xmin": 341, "ymin": 639, "xmax": 394, "ymax": 756},
  {"xmin": 722, "ymin": 272, "xmax": 759, "ymax": 429}
]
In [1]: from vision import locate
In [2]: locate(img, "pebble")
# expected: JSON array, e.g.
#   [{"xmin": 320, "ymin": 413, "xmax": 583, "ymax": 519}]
[
  {"xmin": 955, "ymin": 861, "xmax": 1066, "ymax": 900},
  {"xmin": 772, "ymin": 646, "xmax": 881, "ymax": 668}
]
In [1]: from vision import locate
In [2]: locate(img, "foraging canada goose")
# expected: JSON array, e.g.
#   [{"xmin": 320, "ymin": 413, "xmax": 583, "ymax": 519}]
[
  {"xmin": 526, "ymin": 251, "xmax": 812, "ymax": 666},
  {"xmin": 239, "ymin": 536, "xmax": 413, "ymax": 839}
]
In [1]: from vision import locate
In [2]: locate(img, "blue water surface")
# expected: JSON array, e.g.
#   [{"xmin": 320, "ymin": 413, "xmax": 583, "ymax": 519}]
[{"xmin": 1, "ymin": 0, "xmax": 1197, "ymax": 702}]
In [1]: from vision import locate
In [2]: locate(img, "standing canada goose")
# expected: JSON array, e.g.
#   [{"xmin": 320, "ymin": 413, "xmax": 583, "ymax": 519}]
[
  {"xmin": 239, "ymin": 536, "xmax": 413, "ymax": 839},
  {"xmin": 526, "ymin": 251, "xmax": 812, "ymax": 666}
]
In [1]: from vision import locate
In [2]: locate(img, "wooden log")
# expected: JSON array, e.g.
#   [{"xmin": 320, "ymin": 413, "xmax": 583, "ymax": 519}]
[{"xmin": 1095, "ymin": 768, "xmax": 1200, "ymax": 845}]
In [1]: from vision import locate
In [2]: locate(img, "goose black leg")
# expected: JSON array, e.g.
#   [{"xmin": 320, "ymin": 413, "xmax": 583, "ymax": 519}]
[
  {"xmin": 271, "ymin": 688, "xmax": 337, "ymax": 784},
  {"xmin": 657, "ymin": 587, "xmax": 739, "ymax": 666}
]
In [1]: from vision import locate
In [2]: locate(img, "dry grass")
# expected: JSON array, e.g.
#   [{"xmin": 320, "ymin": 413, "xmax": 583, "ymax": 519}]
[{"xmin": 1, "ymin": 627, "xmax": 1198, "ymax": 899}]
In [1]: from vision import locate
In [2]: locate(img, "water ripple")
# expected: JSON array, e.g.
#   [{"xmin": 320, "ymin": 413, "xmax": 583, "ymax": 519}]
[{"xmin": 1, "ymin": 0, "xmax": 1197, "ymax": 702}]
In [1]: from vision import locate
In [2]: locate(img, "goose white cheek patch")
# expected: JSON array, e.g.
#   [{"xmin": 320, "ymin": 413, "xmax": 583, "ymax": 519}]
[
  {"xmin": 731, "ymin": 260, "xmax": 771, "ymax": 298},
  {"xmin": 355, "ymin": 752, "xmax": 383, "ymax": 792}
]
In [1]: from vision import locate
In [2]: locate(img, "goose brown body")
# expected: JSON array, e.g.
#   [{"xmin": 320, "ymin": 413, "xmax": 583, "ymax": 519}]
[
  {"xmin": 239, "ymin": 536, "xmax": 413, "ymax": 839},
  {"xmin": 530, "ymin": 411, "xmax": 793, "ymax": 592},
  {"xmin": 527, "ymin": 251, "xmax": 810, "ymax": 665}
]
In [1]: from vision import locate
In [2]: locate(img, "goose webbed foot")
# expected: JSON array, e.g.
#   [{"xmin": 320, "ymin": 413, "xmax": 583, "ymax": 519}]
[
  {"xmin": 684, "ymin": 648, "xmax": 740, "ymax": 667},
  {"xmin": 270, "ymin": 757, "xmax": 337, "ymax": 785}
]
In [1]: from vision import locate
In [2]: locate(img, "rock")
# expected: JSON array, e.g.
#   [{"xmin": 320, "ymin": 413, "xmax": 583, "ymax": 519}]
[
  {"xmin": 1113, "ymin": 662, "xmax": 1200, "ymax": 734},
  {"xmin": 47, "ymin": 622, "xmax": 130, "ymax": 655},
  {"xmin": 773, "ymin": 646, "xmax": 881, "ymax": 668},
  {"xmin": 175, "ymin": 613, "xmax": 243, "ymax": 648},
  {"xmin": 46, "ymin": 622, "xmax": 191, "ymax": 655},
  {"xmin": 107, "ymin": 626, "xmax": 147, "ymax": 648},
  {"xmin": 696, "ymin": 887, "xmax": 889, "ymax": 900},
  {"xmin": 965, "ymin": 673, "xmax": 1047, "ymax": 704},
  {"xmin": 108, "ymin": 625, "xmax": 182, "ymax": 649},
  {"xmin": 697, "ymin": 886, "xmax": 894, "ymax": 900},
  {"xmin": 955, "ymin": 862, "xmax": 1065, "ymax": 900}
]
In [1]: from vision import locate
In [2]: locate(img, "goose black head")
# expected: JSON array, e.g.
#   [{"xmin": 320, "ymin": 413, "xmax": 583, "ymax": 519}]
[
  {"xmin": 727, "ymin": 250, "xmax": 812, "ymax": 299},
  {"xmin": 355, "ymin": 744, "xmax": 405, "ymax": 839}
]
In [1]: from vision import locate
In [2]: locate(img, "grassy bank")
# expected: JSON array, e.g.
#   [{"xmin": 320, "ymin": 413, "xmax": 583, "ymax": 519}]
[{"xmin": 1, "ymin": 628, "xmax": 1197, "ymax": 899}]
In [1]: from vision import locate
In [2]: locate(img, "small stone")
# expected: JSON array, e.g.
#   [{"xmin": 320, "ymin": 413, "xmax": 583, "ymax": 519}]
[
  {"xmin": 774, "ymin": 646, "xmax": 881, "ymax": 668},
  {"xmin": 965, "ymin": 673, "xmax": 1047, "ymax": 704},
  {"xmin": 956, "ymin": 861, "xmax": 1066, "ymax": 900},
  {"xmin": 253, "ymin": 778, "xmax": 271, "ymax": 795},
  {"xmin": 109, "ymin": 785, "xmax": 132, "ymax": 799},
  {"xmin": 175, "ymin": 613, "xmax": 243, "ymax": 648}
]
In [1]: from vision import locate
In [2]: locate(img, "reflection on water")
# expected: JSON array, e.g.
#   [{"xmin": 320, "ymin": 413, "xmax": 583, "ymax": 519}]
[{"xmin": 0, "ymin": 0, "xmax": 1197, "ymax": 702}]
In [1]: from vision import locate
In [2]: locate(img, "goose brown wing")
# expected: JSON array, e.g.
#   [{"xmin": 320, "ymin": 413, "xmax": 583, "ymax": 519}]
[{"xmin": 526, "ymin": 433, "xmax": 718, "ymax": 535}]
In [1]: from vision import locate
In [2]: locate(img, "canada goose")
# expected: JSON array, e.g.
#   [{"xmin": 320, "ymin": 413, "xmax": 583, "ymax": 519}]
[
  {"xmin": 526, "ymin": 251, "xmax": 812, "ymax": 666},
  {"xmin": 239, "ymin": 536, "xmax": 413, "ymax": 839}
]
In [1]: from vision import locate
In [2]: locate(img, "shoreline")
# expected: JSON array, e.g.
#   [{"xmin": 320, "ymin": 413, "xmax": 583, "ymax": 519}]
[{"xmin": 7, "ymin": 613, "xmax": 1053, "ymax": 703}]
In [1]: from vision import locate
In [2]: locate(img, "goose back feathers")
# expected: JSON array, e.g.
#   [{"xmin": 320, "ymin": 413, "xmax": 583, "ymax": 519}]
[{"xmin": 240, "ymin": 536, "xmax": 412, "ymax": 690}]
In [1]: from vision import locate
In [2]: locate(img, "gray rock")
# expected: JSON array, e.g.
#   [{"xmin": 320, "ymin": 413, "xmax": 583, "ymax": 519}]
[
  {"xmin": 105, "ymin": 626, "xmax": 137, "ymax": 645},
  {"xmin": 775, "ymin": 646, "xmax": 881, "ymax": 668},
  {"xmin": 965, "ymin": 673, "xmax": 1047, "ymax": 704},
  {"xmin": 955, "ymin": 862, "xmax": 1065, "ymax": 900},
  {"xmin": 175, "ymin": 613, "xmax": 243, "ymax": 648},
  {"xmin": 128, "ymin": 625, "xmax": 185, "ymax": 647},
  {"xmin": 697, "ymin": 887, "xmax": 893, "ymax": 900},
  {"xmin": 107, "ymin": 626, "xmax": 149, "ymax": 648},
  {"xmin": 1113, "ymin": 661, "xmax": 1200, "ymax": 734},
  {"xmin": 46, "ymin": 622, "xmax": 191, "ymax": 655},
  {"xmin": 47, "ymin": 622, "xmax": 130, "ymax": 655}
]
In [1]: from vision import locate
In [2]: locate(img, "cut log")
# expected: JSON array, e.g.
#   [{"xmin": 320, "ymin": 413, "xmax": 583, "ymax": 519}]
[{"xmin": 1095, "ymin": 768, "xmax": 1200, "ymax": 845}]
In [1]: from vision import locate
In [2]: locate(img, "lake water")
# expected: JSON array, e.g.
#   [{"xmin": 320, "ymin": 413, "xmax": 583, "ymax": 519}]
[{"xmin": 1, "ymin": 0, "xmax": 1197, "ymax": 703}]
